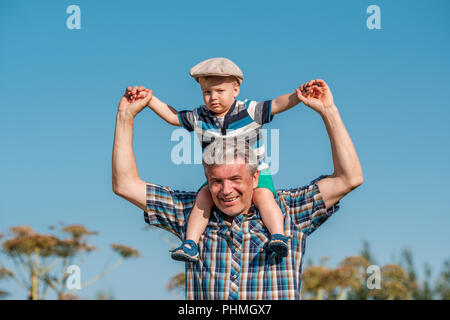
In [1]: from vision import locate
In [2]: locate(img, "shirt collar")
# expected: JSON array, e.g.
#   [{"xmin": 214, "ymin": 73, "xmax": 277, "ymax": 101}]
[{"xmin": 211, "ymin": 203, "xmax": 261, "ymax": 224}]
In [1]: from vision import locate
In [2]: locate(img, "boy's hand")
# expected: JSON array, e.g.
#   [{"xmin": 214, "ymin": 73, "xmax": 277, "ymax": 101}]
[
  {"xmin": 296, "ymin": 79, "xmax": 335, "ymax": 116},
  {"xmin": 118, "ymin": 86, "xmax": 153, "ymax": 118},
  {"xmin": 126, "ymin": 86, "xmax": 150, "ymax": 103}
]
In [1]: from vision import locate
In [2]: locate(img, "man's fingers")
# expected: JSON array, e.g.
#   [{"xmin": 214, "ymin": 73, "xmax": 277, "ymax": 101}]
[
  {"xmin": 312, "ymin": 85, "xmax": 322, "ymax": 93},
  {"xmin": 146, "ymin": 89, "xmax": 153, "ymax": 101},
  {"xmin": 296, "ymin": 88, "xmax": 308, "ymax": 104},
  {"xmin": 125, "ymin": 88, "xmax": 153, "ymax": 104},
  {"xmin": 312, "ymin": 79, "xmax": 328, "ymax": 88},
  {"xmin": 310, "ymin": 86, "xmax": 322, "ymax": 98}
]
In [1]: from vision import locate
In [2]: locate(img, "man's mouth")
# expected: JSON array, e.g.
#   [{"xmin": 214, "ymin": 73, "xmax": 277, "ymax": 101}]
[{"xmin": 222, "ymin": 196, "xmax": 239, "ymax": 202}]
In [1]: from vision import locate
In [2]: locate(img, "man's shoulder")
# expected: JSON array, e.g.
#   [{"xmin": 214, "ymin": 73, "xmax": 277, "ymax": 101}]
[
  {"xmin": 274, "ymin": 175, "xmax": 335, "ymax": 206},
  {"xmin": 274, "ymin": 184, "xmax": 318, "ymax": 204},
  {"xmin": 146, "ymin": 183, "xmax": 198, "ymax": 200}
]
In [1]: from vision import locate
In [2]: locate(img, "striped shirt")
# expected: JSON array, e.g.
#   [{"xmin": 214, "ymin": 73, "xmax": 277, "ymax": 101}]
[
  {"xmin": 143, "ymin": 175, "xmax": 340, "ymax": 300},
  {"xmin": 177, "ymin": 99, "xmax": 273, "ymax": 171}
]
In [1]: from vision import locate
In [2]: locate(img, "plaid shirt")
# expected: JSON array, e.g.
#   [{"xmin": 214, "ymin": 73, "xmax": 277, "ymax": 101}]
[{"xmin": 144, "ymin": 175, "xmax": 340, "ymax": 300}]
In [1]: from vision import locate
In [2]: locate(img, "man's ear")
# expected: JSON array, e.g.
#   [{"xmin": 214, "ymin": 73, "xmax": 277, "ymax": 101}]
[{"xmin": 252, "ymin": 170, "xmax": 259, "ymax": 189}]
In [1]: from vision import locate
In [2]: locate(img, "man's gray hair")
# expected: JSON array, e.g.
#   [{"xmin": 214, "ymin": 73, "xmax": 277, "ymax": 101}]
[{"xmin": 202, "ymin": 138, "xmax": 258, "ymax": 175}]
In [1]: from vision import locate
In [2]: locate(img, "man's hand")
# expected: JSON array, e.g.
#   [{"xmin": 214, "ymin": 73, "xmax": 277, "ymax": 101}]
[
  {"xmin": 118, "ymin": 86, "xmax": 153, "ymax": 118},
  {"xmin": 296, "ymin": 79, "xmax": 335, "ymax": 116}
]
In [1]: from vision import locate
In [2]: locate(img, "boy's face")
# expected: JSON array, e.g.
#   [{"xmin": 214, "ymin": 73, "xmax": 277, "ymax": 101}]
[{"xmin": 199, "ymin": 76, "xmax": 240, "ymax": 117}]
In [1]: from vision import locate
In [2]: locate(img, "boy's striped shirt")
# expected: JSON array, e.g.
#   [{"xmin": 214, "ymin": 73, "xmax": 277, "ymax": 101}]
[{"xmin": 177, "ymin": 99, "xmax": 273, "ymax": 171}]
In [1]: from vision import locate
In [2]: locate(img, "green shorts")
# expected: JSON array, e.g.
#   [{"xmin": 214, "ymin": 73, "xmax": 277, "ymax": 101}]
[{"xmin": 198, "ymin": 169, "xmax": 276, "ymax": 197}]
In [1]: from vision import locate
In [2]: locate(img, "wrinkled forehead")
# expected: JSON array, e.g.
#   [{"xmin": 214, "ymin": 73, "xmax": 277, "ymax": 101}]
[{"xmin": 204, "ymin": 159, "xmax": 250, "ymax": 178}]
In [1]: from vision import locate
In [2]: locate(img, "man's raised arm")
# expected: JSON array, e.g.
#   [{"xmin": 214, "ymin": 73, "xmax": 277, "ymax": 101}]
[
  {"xmin": 296, "ymin": 79, "xmax": 363, "ymax": 210},
  {"xmin": 112, "ymin": 87, "xmax": 153, "ymax": 211}
]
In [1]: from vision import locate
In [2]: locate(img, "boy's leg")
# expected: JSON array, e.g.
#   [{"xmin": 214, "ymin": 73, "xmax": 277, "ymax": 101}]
[
  {"xmin": 170, "ymin": 185, "xmax": 213, "ymax": 262},
  {"xmin": 252, "ymin": 188, "xmax": 284, "ymax": 235},
  {"xmin": 253, "ymin": 188, "xmax": 289, "ymax": 257},
  {"xmin": 253, "ymin": 170, "xmax": 289, "ymax": 257},
  {"xmin": 185, "ymin": 185, "xmax": 214, "ymax": 244}
]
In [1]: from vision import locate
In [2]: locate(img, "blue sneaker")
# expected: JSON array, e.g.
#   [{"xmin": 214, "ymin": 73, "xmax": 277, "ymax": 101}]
[
  {"xmin": 170, "ymin": 240, "xmax": 199, "ymax": 263},
  {"xmin": 268, "ymin": 234, "xmax": 289, "ymax": 257}
]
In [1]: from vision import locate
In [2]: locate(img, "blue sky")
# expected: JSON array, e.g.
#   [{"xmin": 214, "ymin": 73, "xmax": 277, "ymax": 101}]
[{"xmin": 1, "ymin": 0, "xmax": 449, "ymax": 299}]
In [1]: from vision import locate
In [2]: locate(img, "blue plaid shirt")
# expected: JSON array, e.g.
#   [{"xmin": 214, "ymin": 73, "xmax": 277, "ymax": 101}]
[{"xmin": 144, "ymin": 175, "xmax": 340, "ymax": 300}]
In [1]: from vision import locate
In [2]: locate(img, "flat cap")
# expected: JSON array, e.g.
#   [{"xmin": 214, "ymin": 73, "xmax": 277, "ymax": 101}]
[{"xmin": 189, "ymin": 57, "xmax": 243, "ymax": 84}]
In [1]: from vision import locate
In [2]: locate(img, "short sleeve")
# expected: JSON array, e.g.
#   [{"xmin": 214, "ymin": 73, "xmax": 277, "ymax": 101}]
[
  {"xmin": 246, "ymin": 100, "xmax": 274, "ymax": 125},
  {"xmin": 281, "ymin": 174, "xmax": 340, "ymax": 237},
  {"xmin": 143, "ymin": 183, "xmax": 197, "ymax": 240},
  {"xmin": 178, "ymin": 109, "xmax": 197, "ymax": 132}
]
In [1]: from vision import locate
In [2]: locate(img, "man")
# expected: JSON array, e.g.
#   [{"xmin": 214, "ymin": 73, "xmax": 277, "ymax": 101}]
[{"xmin": 112, "ymin": 79, "xmax": 363, "ymax": 299}]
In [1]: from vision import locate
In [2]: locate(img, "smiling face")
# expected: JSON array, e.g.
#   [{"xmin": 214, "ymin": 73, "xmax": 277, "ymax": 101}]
[
  {"xmin": 198, "ymin": 76, "xmax": 240, "ymax": 117},
  {"xmin": 205, "ymin": 158, "xmax": 259, "ymax": 219}
]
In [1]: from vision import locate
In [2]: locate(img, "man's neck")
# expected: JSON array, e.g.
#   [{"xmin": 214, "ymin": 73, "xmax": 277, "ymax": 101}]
[{"xmin": 222, "ymin": 207, "xmax": 251, "ymax": 223}]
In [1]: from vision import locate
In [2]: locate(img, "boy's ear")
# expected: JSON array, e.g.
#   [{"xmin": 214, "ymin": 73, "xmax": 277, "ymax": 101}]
[{"xmin": 233, "ymin": 82, "xmax": 240, "ymax": 98}]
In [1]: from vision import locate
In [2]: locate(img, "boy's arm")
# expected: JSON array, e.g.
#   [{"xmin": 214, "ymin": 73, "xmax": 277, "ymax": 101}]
[
  {"xmin": 270, "ymin": 92, "xmax": 301, "ymax": 115},
  {"xmin": 127, "ymin": 86, "xmax": 181, "ymax": 126},
  {"xmin": 148, "ymin": 95, "xmax": 182, "ymax": 127}
]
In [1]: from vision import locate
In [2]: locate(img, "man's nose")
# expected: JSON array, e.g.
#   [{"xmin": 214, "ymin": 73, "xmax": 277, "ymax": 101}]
[
  {"xmin": 211, "ymin": 92, "xmax": 218, "ymax": 100},
  {"xmin": 222, "ymin": 180, "xmax": 233, "ymax": 195}
]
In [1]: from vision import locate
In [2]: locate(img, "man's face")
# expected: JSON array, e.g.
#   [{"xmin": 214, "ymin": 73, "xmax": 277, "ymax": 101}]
[
  {"xmin": 205, "ymin": 158, "xmax": 258, "ymax": 218},
  {"xmin": 199, "ymin": 76, "xmax": 240, "ymax": 117}
]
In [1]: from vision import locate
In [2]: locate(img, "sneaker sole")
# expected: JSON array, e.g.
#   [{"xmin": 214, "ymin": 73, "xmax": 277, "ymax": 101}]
[
  {"xmin": 268, "ymin": 240, "xmax": 289, "ymax": 257},
  {"xmin": 171, "ymin": 250, "xmax": 199, "ymax": 263}
]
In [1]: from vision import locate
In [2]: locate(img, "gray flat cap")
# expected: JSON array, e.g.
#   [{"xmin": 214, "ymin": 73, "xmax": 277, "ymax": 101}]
[{"xmin": 189, "ymin": 57, "xmax": 243, "ymax": 84}]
